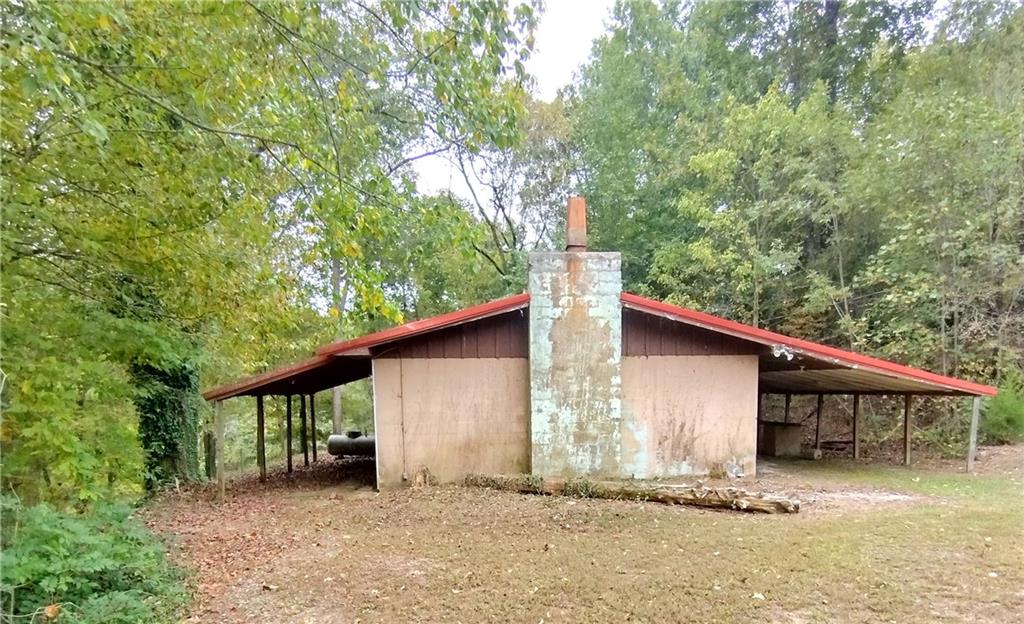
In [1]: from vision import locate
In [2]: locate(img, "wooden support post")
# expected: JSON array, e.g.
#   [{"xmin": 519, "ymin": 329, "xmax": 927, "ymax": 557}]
[
  {"xmin": 256, "ymin": 395, "xmax": 267, "ymax": 482},
  {"xmin": 301, "ymin": 394, "xmax": 309, "ymax": 467},
  {"xmin": 852, "ymin": 394, "xmax": 861, "ymax": 460},
  {"xmin": 903, "ymin": 394, "xmax": 913, "ymax": 467},
  {"xmin": 815, "ymin": 394, "xmax": 824, "ymax": 450},
  {"xmin": 215, "ymin": 400, "xmax": 225, "ymax": 502},
  {"xmin": 967, "ymin": 396, "xmax": 980, "ymax": 473},
  {"xmin": 204, "ymin": 431, "xmax": 215, "ymax": 479},
  {"xmin": 784, "ymin": 394, "xmax": 791, "ymax": 423},
  {"xmin": 286, "ymin": 395, "xmax": 293, "ymax": 473},
  {"xmin": 310, "ymin": 394, "xmax": 317, "ymax": 463}
]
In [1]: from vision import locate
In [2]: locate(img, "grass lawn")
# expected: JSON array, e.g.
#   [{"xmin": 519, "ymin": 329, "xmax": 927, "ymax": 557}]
[{"xmin": 144, "ymin": 449, "xmax": 1023, "ymax": 623}]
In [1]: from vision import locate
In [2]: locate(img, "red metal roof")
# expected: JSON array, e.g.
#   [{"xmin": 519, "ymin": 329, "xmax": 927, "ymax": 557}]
[
  {"xmin": 621, "ymin": 292, "xmax": 997, "ymax": 397},
  {"xmin": 316, "ymin": 293, "xmax": 530, "ymax": 356},
  {"xmin": 202, "ymin": 293, "xmax": 530, "ymax": 401},
  {"xmin": 204, "ymin": 355, "xmax": 334, "ymax": 401},
  {"xmin": 204, "ymin": 289, "xmax": 996, "ymax": 401}
]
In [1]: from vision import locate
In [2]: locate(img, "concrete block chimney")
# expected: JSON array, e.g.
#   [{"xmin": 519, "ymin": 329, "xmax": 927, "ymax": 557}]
[{"xmin": 528, "ymin": 197, "xmax": 623, "ymax": 478}]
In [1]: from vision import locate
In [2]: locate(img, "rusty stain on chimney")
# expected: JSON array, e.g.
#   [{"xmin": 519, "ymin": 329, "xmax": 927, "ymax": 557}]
[{"xmin": 566, "ymin": 196, "xmax": 587, "ymax": 251}]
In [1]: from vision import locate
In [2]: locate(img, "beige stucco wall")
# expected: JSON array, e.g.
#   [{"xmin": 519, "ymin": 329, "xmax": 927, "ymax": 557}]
[
  {"xmin": 373, "ymin": 358, "xmax": 530, "ymax": 488},
  {"xmin": 621, "ymin": 355, "xmax": 759, "ymax": 478}
]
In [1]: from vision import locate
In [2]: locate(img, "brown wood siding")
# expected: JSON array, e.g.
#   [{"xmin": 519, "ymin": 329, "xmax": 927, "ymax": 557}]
[
  {"xmin": 373, "ymin": 309, "xmax": 528, "ymax": 359},
  {"xmin": 622, "ymin": 308, "xmax": 761, "ymax": 357}
]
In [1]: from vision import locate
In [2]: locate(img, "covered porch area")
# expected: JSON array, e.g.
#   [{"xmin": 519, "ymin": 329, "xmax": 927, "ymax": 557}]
[
  {"xmin": 619, "ymin": 293, "xmax": 998, "ymax": 473},
  {"xmin": 202, "ymin": 353, "xmax": 374, "ymax": 498},
  {"xmin": 756, "ymin": 358, "xmax": 987, "ymax": 470}
]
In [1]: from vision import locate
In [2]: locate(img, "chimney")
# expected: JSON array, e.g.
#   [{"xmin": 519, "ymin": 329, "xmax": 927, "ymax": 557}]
[
  {"xmin": 528, "ymin": 197, "xmax": 623, "ymax": 478},
  {"xmin": 565, "ymin": 196, "xmax": 587, "ymax": 250}
]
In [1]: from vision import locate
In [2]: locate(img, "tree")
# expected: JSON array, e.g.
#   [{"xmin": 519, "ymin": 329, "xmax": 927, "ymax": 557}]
[
  {"xmin": 849, "ymin": 6, "xmax": 1024, "ymax": 378},
  {"xmin": 1, "ymin": 0, "xmax": 538, "ymax": 507},
  {"xmin": 451, "ymin": 96, "xmax": 575, "ymax": 287}
]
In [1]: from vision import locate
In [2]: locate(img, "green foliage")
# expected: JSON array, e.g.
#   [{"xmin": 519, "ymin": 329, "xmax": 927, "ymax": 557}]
[
  {"xmin": 983, "ymin": 368, "xmax": 1024, "ymax": 444},
  {"xmin": 0, "ymin": 497, "xmax": 187, "ymax": 623},
  {"xmin": 1, "ymin": 277, "xmax": 146, "ymax": 508},
  {"xmin": 569, "ymin": 0, "xmax": 1023, "ymax": 427},
  {"xmin": 2, "ymin": 0, "xmax": 538, "ymax": 507},
  {"xmin": 132, "ymin": 361, "xmax": 200, "ymax": 489}
]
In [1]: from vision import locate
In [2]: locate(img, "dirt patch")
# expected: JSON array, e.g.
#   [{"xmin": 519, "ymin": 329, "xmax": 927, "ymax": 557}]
[
  {"xmin": 667, "ymin": 459, "xmax": 927, "ymax": 515},
  {"xmin": 145, "ymin": 455, "xmax": 1024, "ymax": 624},
  {"xmin": 890, "ymin": 444, "xmax": 1024, "ymax": 477},
  {"xmin": 967, "ymin": 444, "xmax": 1022, "ymax": 477}
]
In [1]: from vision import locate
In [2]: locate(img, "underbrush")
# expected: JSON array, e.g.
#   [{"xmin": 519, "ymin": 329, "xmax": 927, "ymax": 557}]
[
  {"xmin": 0, "ymin": 496, "xmax": 187, "ymax": 623},
  {"xmin": 983, "ymin": 370, "xmax": 1024, "ymax": 444}
]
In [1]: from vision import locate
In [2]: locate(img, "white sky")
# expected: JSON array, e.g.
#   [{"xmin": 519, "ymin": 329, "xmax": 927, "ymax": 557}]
[{"xmin": 413, "ymin": 0, "xmax": 615, "ymax": 197}]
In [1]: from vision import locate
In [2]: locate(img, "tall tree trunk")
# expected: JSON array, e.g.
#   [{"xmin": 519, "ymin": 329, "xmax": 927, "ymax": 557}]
[
  {"xmin": 330, "ymin": 256, "xmax": 350, "ymax": 433},
  {"xmin": 821, "ymin": 0, "xmax": 841, "ymax": 104},
  {"xmin": 832, "ymin": 214, "xmax": 855, "ymax": 347},
  {"xmin": 752, "ymin": 270, "xmax": 761, "ymax": 328}
]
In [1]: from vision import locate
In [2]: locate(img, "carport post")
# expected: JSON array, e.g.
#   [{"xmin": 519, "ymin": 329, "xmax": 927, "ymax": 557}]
[
  {"xmin": 300, "ymin": 394, "xmax": 309, "ymax": 467},
  {"xmin": 286, "ymin": 395, "xmax": 293, "ymax": 473},
  {"xmin": 815, "ymin": 394, "xmax": 824, "ymax": 450},
  {"xmin": 309, "ymin": 394, "xmax": 317, "ymax": 463},
  {"xmin": 903, "ymin": 395, "xmax": 913, "ymax": 467},
  {"xmin": 256, "ymin": 395, "xmax": 267, "ymax": 482},
  {"xmin": 852, "ymin": 394, "xmax": 861, "ymax": 460},
  {"xmin": 215, "ymin": 400, "xmax": 225, "ymax": 502},
  {"xmin": 783, "ymin": 394, "xmax": 791, "ymax": 423},
  {"xmin": 967, "ymin": 396, "xmax": 980, "ymax": 473}
]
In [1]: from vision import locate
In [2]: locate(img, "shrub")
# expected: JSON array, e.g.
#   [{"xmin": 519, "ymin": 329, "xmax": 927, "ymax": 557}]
[
  {"xmin": 982, "ymin": 373, "xmax": 1024, "ymax": 444},
  {"xmin": 0, "ymin": 496, "xmax": 187, "ymax": 623},
  {"xmin": 564, "ymin": 477, "xmax": 603, "ymax": 498}
]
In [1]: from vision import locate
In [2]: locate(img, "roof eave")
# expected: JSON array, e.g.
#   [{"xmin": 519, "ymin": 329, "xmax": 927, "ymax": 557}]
[
  {"xmin": 202, "ymin": 355, "xmax": 334, "ymax": 402},
  {"xmin": 621, "ymin": 292, "xmax": 997, "ymax": 397},
  {"xmin": 203, "ymin": 293, "xmax": 531, "ymax": 401},
  {"xmin": 315, "ymin": 292, "xmax": 530, "ymax": 356}
]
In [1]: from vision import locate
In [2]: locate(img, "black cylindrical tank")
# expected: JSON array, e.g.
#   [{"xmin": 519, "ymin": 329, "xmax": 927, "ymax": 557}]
[{"xmin": 327, "ymin": 430, "xmax": 376, "ymax": 457}]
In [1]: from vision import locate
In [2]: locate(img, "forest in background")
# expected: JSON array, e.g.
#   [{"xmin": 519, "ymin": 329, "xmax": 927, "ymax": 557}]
[{"xmin": 1, "ymin": 1, "xmax": 1022, "ymax": 620}]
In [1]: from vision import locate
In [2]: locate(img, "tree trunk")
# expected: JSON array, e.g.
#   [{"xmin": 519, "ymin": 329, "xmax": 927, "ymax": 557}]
[
  {"xmin": 821, "ymin": 0, "xmax": 841, "ymax": 104},
  {"xmin": 330, "ymin": 257, "xmax": 350, "ymax": 434},
  {"xmin": 464, "ymin": 474, "xmax": 800, "ymax": 514}
]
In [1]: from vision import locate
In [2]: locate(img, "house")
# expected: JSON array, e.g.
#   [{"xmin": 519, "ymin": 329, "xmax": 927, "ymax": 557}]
[{"xmin": 204, "ymin": 198, "xmax": 997, "ymax": 489}]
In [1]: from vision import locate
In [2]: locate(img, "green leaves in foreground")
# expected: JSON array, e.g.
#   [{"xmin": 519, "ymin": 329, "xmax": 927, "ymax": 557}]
[{"xmin": 0, "ymin": 497, "xmax": 187, "ymax": 623}]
